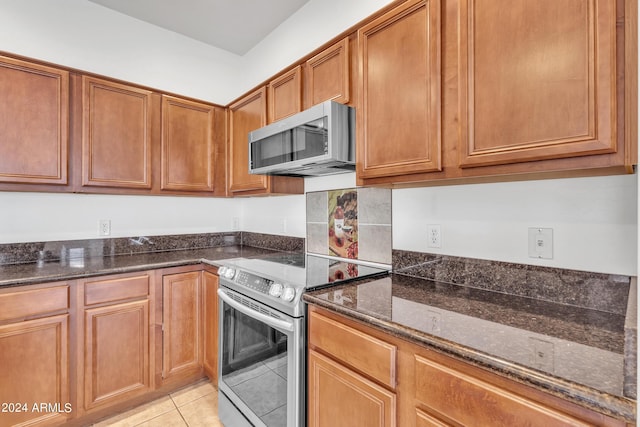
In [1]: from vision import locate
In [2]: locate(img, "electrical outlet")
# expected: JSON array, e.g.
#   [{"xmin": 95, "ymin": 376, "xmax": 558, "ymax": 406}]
[
  {"xmin": 232, "ymin": 217, "xmax": 240, "ymax": 231},
  {"xmin": 528, "ymin": 227, "xmax": 553, "ymax": 259},
  {"xmin": 427, "ymin": 224, "xmax": 441, "ymax": 248},
  {"xmin": 529, "ymin": 337, "xmax": 554, "ymax": 372},
  {"xmin": 98, "ymin": 219, "xmax": 111, "ymax": 236},
  {"xmin": 280, "ymin": 218, "xmax": 287, "ymax": 233}
]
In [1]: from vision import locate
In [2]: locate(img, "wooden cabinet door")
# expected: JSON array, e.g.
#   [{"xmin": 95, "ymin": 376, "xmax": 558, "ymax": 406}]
[
  {"xmin": 268, "ymin": 65, "xmax": 303, "ymax": 122},
  {"xmin": 202, "ymin": 271, "xmax": 219, "ymax": 383},
  {"xmin": 161, "ymin": 95, "xmax": 216, "ymax": 192},
  {"xmin": 458, "ymin": 0, "xmax": 617, "ymax": 168},
  {"xmin": 0, "ymin": 56, "xmax": 68, "ymax": 185},
  {"xmin": 82, "ymin": 76, "xmax": 153, "ymax": 189},
  {"xmin": 308, "ymin": 349, "xmax": 396, "ymax": 427},
  {"xmin": 357, "ymin": 0, "xmax": 442, "ymax": 179},
  {"xmin": 162, "ymin": 271, "xmax": 202, "ymax": 380},
  {"xmin": 0, "ymin": 315, "xmax": 70, "ymax": 426},
  {"xmin": 305, "ymin": 38, "xmax": 351, "ymax": 107},
  {"xmin": 228, "ymin": 87, "xmax": 269, "ymax": 193},
  {"xmin": 84, "ymin": 300, "xmax": 150, "ymax": 410}
]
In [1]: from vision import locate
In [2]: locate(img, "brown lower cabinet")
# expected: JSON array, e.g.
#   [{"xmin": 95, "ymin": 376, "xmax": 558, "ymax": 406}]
[
  {"xmin": 160, "ymin": 269, "xmax": 203, "ymax": 383},
  {"xmin": 308, "ymin": 305, "xmax": 629, "ymax": 427},
  {"xmin": 0, "ymin": 265, "xmax": 219, "ymax": 427},
  {"xmin": 0, "ymin": 284, "xmax": 71, "ymax": 427},
  {"xmin": 80, "ymin": 273, "xmax": 152, "ymax": 413}
]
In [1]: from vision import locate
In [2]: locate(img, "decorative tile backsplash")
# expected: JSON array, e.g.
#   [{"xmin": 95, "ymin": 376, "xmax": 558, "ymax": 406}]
[{"xmin": 306, "ymin": 187, "xmax": 391, "ymax": 264}]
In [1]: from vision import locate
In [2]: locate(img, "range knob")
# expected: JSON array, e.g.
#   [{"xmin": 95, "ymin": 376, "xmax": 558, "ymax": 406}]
[
  {"xmin": 220, "ymin": 267, "xmax": 236, "ymax": 280},
  {"xmin": 281, "ymin": 286, "xmax": 296, "ymax": 302},
  {"xmin": 269, "ymin": 282, "xmax": 283, "ymax": 298}
]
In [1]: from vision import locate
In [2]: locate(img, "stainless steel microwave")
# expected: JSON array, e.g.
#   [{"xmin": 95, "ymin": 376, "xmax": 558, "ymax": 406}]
[{"xmin": 248, "ymin": 100, "xmax": 355, "ymax": 177}]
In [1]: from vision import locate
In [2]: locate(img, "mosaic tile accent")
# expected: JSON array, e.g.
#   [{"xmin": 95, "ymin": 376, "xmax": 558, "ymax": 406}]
[
  {"xmin": 306, "ymin": 187, "xmax": 391, "ymax": 264},
  {"xmin": 392, "ymin": 250, "xmax": 632, "ymax": 315}
]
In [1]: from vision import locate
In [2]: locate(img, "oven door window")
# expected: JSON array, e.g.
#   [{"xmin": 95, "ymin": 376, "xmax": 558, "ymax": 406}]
[
  {"xmin": 251, "ymin": 117, "xmax": 328, "ymax": 169},
  {"xmin": 221, "ymin": 303, "xmax": 289, "ymax": 426}
]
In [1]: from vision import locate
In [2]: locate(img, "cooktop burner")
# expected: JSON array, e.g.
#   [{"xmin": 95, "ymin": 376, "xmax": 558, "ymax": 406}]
[{"xmin": 218, "ymin": 252, "xmax": 390, "ymax": 317}]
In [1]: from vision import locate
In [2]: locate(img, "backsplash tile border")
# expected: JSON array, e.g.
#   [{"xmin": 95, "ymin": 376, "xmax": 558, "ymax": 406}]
[
  {"xmin": 0, "ymin": 232, "xmax": 303, "ymax": 266},
  {"xmin": 393, "ymin": 249, "xmax": 632, "ymax": 315}
]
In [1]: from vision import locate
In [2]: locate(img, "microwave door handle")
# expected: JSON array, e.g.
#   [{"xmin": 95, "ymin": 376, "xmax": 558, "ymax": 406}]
[{"xmin": 217, "ymin": 288, "xmax": 295, "ymax": 332}]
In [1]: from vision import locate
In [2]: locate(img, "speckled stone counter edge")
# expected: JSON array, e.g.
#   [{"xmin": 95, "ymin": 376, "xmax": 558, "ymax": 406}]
[
  {"xmin": 0, "ymin": 232, "xmax": 304, "ymax": 266},
  {"xmin": 303, "ymin": 290, "xmax": 637, "ymax": 424}
]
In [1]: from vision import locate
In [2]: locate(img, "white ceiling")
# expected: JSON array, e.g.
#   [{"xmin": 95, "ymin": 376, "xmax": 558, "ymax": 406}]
[{"xmin": 88, "ymin": 0, "xmax": 310, "ymax": 56}]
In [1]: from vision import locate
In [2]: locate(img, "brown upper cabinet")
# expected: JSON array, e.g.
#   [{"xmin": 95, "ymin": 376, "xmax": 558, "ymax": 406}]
[
  {"xmin": 77, "ymin": 77, "xmax": 224, "ymax": 196},
  {"xmin": 356, "ymin": 0, "xmax": 442, "ymax": 180},
  {"xmin": 161, "ymin": 95, "xmax": 217, "ymax": 192},
  {"xmin": 356, "ymin": 0, "xmax": 636, "ymax": 186},
  {"xmin": 458, "ymin": 0, "xmax": 617, "ymax": 168},
  {"xmin": 0, "ymin": 55, "xmax": 69, "ymax": 185},
  {"xmin": 228, "ymin": 87, "xmax": 269, "ymax": 194},
  {"xmin": 268, "ymin": 65, "xmax": 303, "ymax": 122},
  {"xmin": 227, "ymin": 87, "xmax": 304, "ymax": 196},
  {"xmin": 304, "ymin": 38, "xmax": 351, "ymax": 108},
  {"xmin": 81, "ymin": 76, "xmax": 153, "ymax": 189}
]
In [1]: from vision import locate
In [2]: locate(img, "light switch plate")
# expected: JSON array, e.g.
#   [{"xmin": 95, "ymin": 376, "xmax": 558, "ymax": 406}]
[{"xmin": 528, "ymin": 227, "xmax": 553, "ymax": 259}]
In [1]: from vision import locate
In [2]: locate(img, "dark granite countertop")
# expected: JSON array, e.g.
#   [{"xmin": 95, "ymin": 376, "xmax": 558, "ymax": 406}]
[
  {"xmin": 0, "ymin": 245, "xmax": 281, "ymax": 288},
  {"xmin": 304, "ymin": 273, "xmax": 637, "ymax": 424}
]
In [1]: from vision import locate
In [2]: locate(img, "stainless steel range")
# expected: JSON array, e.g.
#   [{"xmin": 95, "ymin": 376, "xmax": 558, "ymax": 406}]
[{"xmin": 216, "ymin": 252, "xmax": 389, "ymax": 427}]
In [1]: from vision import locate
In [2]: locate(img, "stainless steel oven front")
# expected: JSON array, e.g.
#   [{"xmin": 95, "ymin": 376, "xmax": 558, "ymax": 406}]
[{"xmin": 217, "ymin": 284, "xmax": 305, "ymax": 427}]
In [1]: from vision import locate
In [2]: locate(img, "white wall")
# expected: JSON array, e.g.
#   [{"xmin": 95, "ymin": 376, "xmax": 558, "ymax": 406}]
[
  {"xmin": 0, "ymin": 0, "xmax": 242, "ymax": 103},
  {"xmin": 0, "ymin": 0, "xmax": 394, "ymax": 105},
  {"xmin": 0, "ymin": 192, "xmax": 240, "ymax": 243},
  {"xmin": 393, "ymin": 175, "xmax": 638, "ymax": 276}
]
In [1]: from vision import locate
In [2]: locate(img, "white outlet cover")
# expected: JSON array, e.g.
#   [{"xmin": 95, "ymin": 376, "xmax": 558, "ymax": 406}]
[
  {"xmin": 427, "ymin": 224, "xmax": 441, "ymax": 248},
  {"xmin": 528, "ymin": 228, "xmax": 553, "ymax": 259}
]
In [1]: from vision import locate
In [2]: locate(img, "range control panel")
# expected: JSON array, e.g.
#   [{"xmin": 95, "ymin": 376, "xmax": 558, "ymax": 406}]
[
  {"xmin": 234, "ymin": 270, "xmax": 273, "ymax": 294},
  {"xmin": 219, "ymin": 266, "xmax": 298, "ymax": 303}
]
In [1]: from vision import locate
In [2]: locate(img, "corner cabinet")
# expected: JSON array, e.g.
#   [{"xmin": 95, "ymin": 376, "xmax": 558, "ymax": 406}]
[
  {"xmin": 356, "ymin": 0, "xmax": 442, "ymax": 180},
  {"xmin": 0, "ymin": 56, "xmax": 69, "ymax": 185},
  {"xmin": 227, "ymin": 87, "xmax": 304, "ymax": 196}
]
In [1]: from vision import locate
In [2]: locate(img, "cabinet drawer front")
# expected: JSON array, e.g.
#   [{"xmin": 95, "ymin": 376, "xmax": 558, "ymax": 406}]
[
  {"xmin": 85, "ymin": 274, "xmax": 149, "ymax": 305},
  {"xmin": 0, "ymin": 285, "xmax": 69, "ymax": 321},
  {"xmin": 309, "ymin": 310, "xmax": 396, "ymax": 388},
  {"xmin": 414, "ymin": 355, "xmax": 591, "ymax": 427}
]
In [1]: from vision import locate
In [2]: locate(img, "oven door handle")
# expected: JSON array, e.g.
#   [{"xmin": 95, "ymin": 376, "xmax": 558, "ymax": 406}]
[{"xmin": 217, "ymin": 288, "xmax": 295, "ymax": 332}]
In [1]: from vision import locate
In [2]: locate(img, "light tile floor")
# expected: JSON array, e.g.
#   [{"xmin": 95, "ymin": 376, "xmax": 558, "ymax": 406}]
[{"xmin": 93, "ymin": 380, "xmax": 223, "ymax": 427}]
